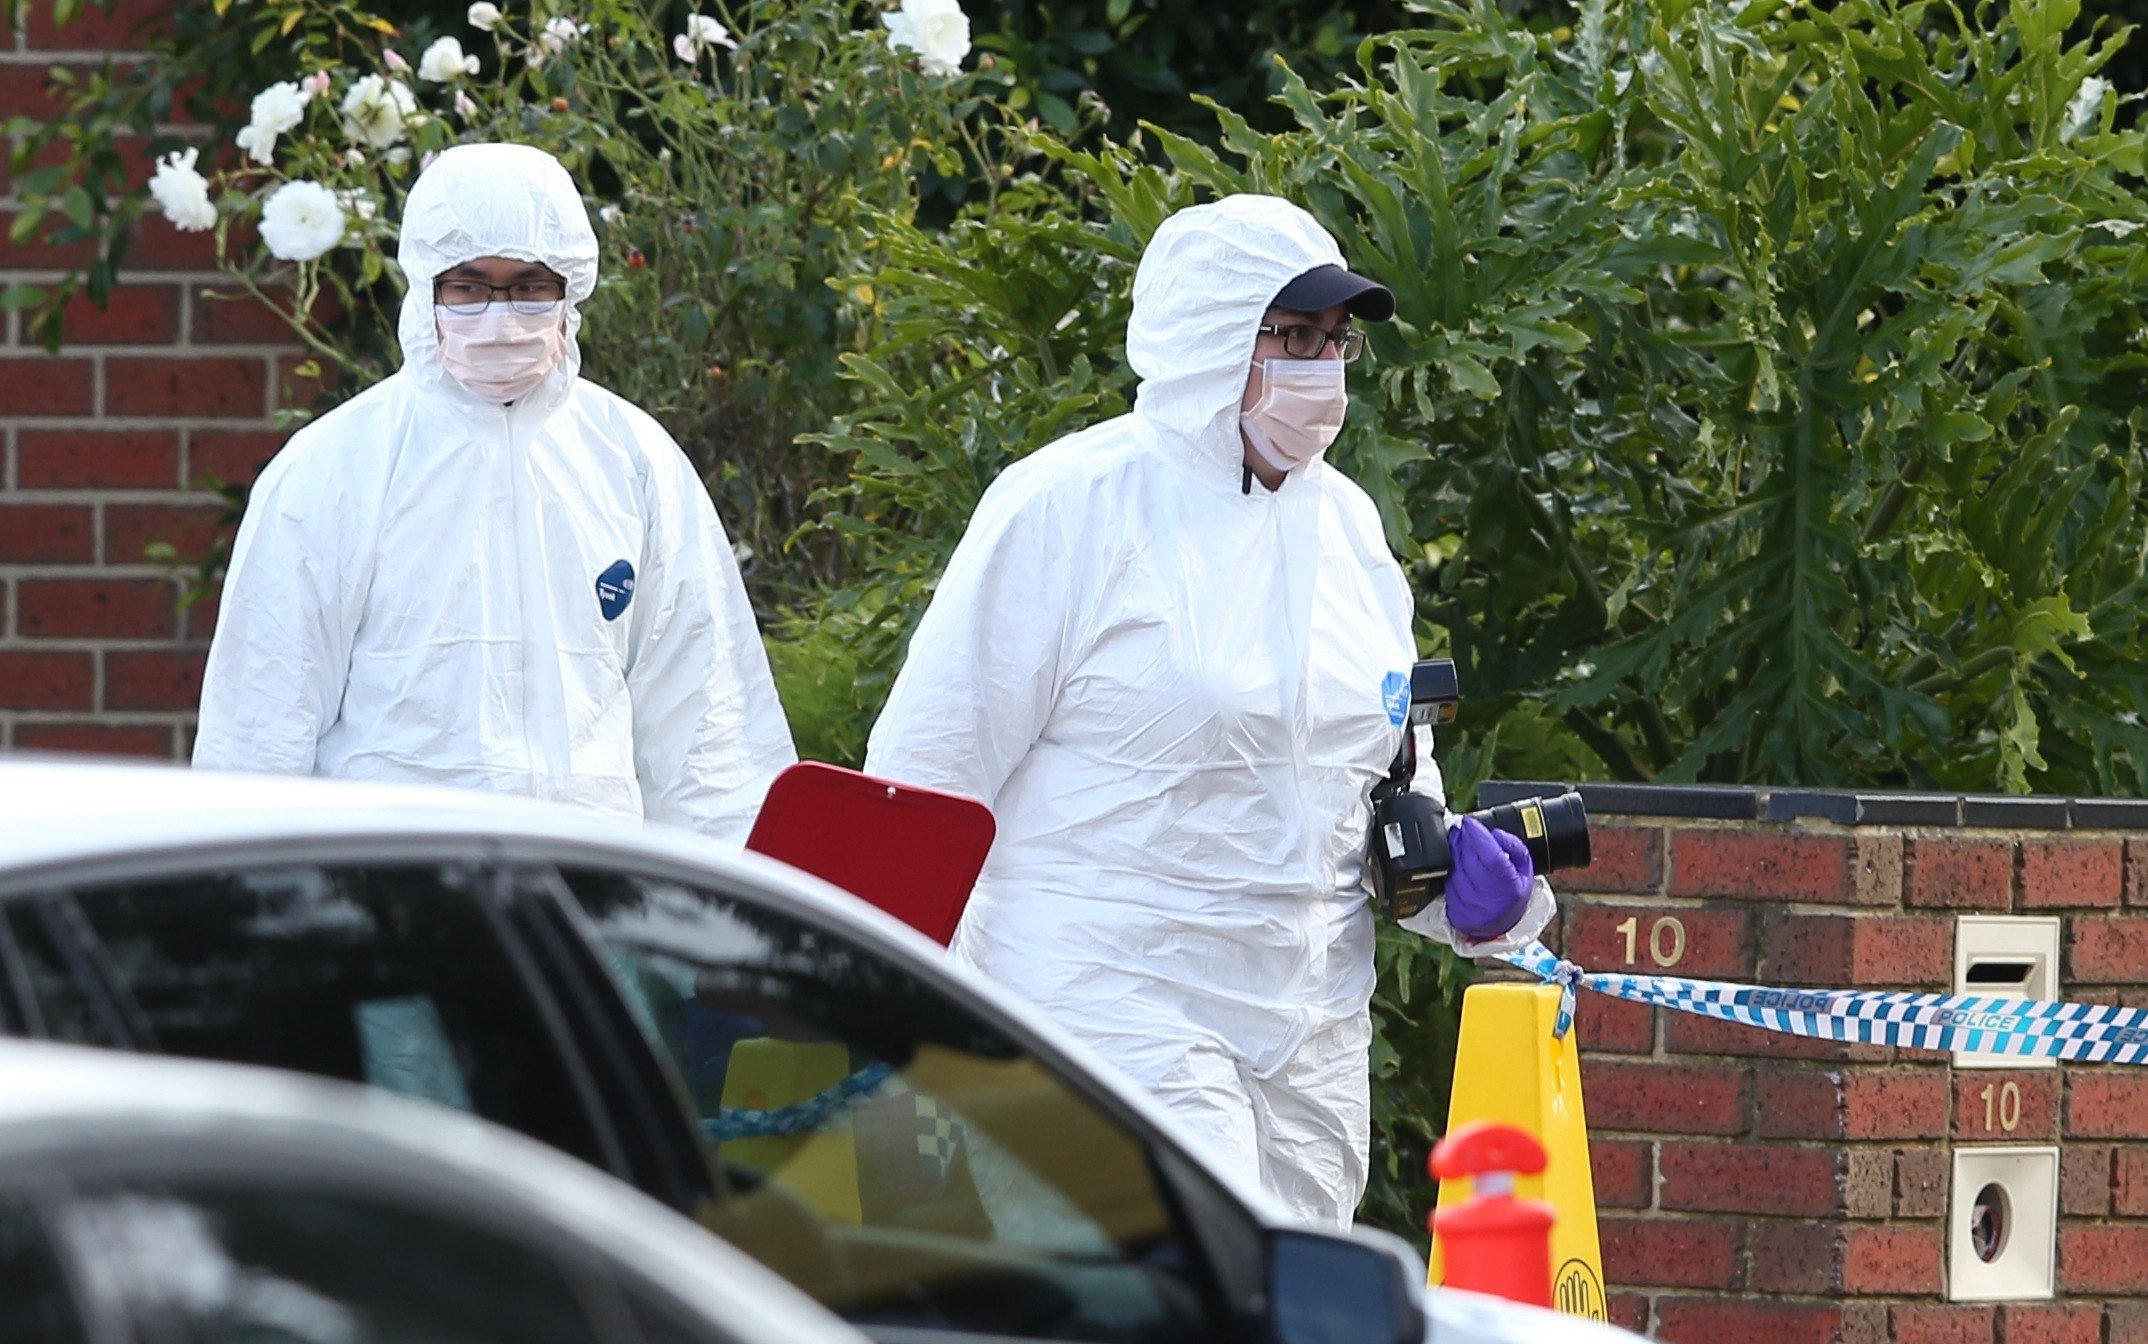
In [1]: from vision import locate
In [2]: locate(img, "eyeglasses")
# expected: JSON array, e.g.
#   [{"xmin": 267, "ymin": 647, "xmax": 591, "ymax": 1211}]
[
  {"xmin": 1258, "ymin": 322, "xmax": 1367, "ymax": 363},
  {"xmin": 434, "ymin": 278, "xmax": 568, "ymax": 315}
]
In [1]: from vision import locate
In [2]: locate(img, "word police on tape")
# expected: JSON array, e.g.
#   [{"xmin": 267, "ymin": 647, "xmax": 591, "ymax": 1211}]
[{"xmin": 1501, "ymin": 941, "xmax": 2148, "ymax": 1064}]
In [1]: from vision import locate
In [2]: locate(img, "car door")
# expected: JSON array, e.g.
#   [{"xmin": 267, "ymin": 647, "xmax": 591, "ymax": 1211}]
[
  {"xmin": 505, "ymin": 856, "xmax": 1267, "ymax": 1344},
  {"xmin": 0, "ymin": 850, "xmax": 622, "ymax": 1183}
]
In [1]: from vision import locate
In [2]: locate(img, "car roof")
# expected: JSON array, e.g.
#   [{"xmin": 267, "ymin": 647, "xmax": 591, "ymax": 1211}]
[
  {"xmin": 0, "ymin": 753, "xmax": 1296, "ymax": 1228},
  {"xmin": 0, "ymin": 755, "xmax": 876, "ymax": 932},
  {"xmin": 0, "ymin": 1038, "xmax": 864, "ymax": 1344},
  {"xmin": 0, "ymin": 755, "xmax": 734, "ymax": 869}
]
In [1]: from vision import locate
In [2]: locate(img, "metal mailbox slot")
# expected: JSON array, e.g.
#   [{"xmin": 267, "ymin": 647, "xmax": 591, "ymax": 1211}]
[{"xmin": 1952, "ymin": 916, "xmax": 2061, "ymax": 1070}]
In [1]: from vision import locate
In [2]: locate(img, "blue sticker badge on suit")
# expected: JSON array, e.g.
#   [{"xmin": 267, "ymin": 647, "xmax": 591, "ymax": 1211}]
[
  {"xmin": 596, "ymin": 559, "xmax": 635, "ymax": 621},
  {"xmin": 1382, "ymin": 670, "xmax": 1409, "ymax": 726}
]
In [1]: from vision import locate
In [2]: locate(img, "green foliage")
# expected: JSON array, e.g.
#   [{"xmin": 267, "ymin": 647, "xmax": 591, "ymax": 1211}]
[
  {"xmin": 806, "ymin": 0, "xmax": 2148, "ymax": 1240},
  {"xmin": 23, "ymin": 0, "xmax": 2148, "ymax": 1248},
  {"xmin": 475, "ymin": 0, "xmax": 1029, "ymax": 603},
  {"xmin": 797, "ymin": 193, "xmax": 1143, "ymax": 739},
  {"xmin": 977, "ymin": 0, "xmax": 1412, "ymax": 141},
  {"xmin": 9, "ymin": 0, "xmax": 1023, "ymax": 605},
  {"xmin": 1154, "ymin": 0, "xmax": 2148, "ymax": 798}
]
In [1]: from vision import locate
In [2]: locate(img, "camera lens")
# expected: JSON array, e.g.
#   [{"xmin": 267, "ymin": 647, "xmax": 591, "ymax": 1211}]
[
  {"xmin": 1468, "ymin": 790, "xmax": 1591, "ymax": 877},
  {"xmin": 1533, "ymin": 791, "xmax": 1592, "ymax": 872}
]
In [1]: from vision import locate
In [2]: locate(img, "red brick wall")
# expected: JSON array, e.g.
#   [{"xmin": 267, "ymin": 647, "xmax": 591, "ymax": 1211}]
[
  {"xmin": 1, "ymin": 2, "xmax": 296, "ymax": 757},
  {"xmin": 1548, "ymin": 810, "xmax": 2148, "ymax": 1342}
]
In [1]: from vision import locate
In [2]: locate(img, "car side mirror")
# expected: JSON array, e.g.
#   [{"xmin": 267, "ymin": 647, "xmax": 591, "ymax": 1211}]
[{"xmin": 1267, "ymin": 1225, "xmax": 1424, "ymax": 1344}]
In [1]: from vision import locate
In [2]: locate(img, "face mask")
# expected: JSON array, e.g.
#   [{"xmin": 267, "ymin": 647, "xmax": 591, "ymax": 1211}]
[
  {"xmin": 1239, "ymin": 357, "xmax": 1348, "ymax": 474},
  {"xmin": 435, "ymin": 302, "xmax": 568, "ymax": 403}
]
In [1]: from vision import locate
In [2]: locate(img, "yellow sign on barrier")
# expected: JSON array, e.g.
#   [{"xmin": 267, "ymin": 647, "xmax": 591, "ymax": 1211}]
[{"xmin": 1428, "ymin": 982, "xmax": 1606, "ymax": 1321}]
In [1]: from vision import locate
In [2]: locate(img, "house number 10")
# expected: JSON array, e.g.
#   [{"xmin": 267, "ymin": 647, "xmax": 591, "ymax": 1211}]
[{"xmin": 1614, "ymin": 915, "xmax": 1688, "ymax": 968}]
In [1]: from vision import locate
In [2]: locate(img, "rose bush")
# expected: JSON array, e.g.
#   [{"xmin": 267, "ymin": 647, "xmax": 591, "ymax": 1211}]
[{"xmin": 10, "ymin": 0, "xmax": 1024, "ymax": 610}]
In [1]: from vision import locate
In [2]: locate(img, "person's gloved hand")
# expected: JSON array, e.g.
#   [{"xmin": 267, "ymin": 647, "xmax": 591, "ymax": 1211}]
[{"xmin": 1444, "ymin": 815, "xmax": 1535, "ymax": 941}]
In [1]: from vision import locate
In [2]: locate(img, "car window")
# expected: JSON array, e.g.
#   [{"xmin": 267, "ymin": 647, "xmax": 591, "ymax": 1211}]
[
  {"xmin": 558, "ymin": 866, "xmax": 1217, "ymax": 1344},
  {"xmin": 3, "ymin": 902, "xmax": 127, "ymax": 1049},
  {"xmin": 67, "ymin": 1182, "xmax": 613, "ymax": 1344},
  {"xmin": 0, "ymin": 1192, "xmax": 91, "ymax": 1344},
  {"xmin": 13, "ymin": 864, "xmax": 605, "ymax": 1171}
]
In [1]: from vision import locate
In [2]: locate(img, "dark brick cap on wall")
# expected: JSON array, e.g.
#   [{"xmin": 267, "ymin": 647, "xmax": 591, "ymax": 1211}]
[{"xmin": 1482, "ymin": 781, "xmax": 2148, "ymax": 831}]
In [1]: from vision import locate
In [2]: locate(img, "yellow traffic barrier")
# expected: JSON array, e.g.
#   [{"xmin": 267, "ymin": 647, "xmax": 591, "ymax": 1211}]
[{"xmin": 1428, "ymin": 981, "xmax": 1606, "ymax": 1321}]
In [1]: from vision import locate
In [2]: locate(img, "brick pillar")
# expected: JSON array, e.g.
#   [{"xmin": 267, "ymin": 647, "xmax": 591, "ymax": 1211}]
[
  {"xmin": 2, "ymin": 1, "xmax": 298, "ymax": 757},
  {"xmin": 1490, "ymin": 783, "xmax": 2148, "ymax": 1341}
]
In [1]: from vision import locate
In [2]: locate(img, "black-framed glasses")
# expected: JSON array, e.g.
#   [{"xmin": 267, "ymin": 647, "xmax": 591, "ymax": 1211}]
[
  {"xmin": 1257, "ymin": 322, "xmax": 1367, "ymax": 363},
  {"xmin": 434, "ymin": 278, "xmax": 568, "ymax": 316}
]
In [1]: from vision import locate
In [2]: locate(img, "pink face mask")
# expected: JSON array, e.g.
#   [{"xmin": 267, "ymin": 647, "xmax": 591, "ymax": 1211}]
[
  {"xmin": 1239, "ymin": 358, "xmax": 1348, "ymax": 474},
  {"xmin": 435, "ymin": 302, "xmax": 568, "ymax": 403}
]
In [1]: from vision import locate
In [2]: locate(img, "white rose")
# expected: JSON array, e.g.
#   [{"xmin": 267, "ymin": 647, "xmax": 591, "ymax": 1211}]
[
  {"xmin": 597, "ymin": 203, "xmax": 622, "ymax": 225},
  {"xmin": 454, "ymin": 88, "xmax": 479, "ymax": 119},
  {"xmin": 259, "ymin": 179, "xmax": 347, "ymax": 261},
  {"xmin": 339, "ymin": 73, "xmax": 418, "ymax": 149},
  {"xmin": 538, "ymin": 16, "xmax": 588, "ymax": 53},
  {"xmin": 882, "ymin": 0, "xmax": 968, "ymax": 78},
  {"xmin": 232, "ymin": 80, "xmax": 309, "ymax": 164},
  {"xmin": 684, "ymin": 13, "xmax": 736, "ymax": 49},
  {"xmin": 233, "ymin": 123, "xmax": 275, "ymax": 165},
  {"xmin": 419, "ymin": 36, "xmax": 480, "ymax": 82},
  {"xmin": 672, "ymin": 33, "xmax": 695, "ymax": 62},
  {"xmin": 467, "ymin": 1, "xmax": 501, "ymax": 29},
  {"xmin": 147, "ymin": 147, "xmax": 216, "ymax": 232},
  {"xmin": 336, "ymin": 187, "xmax": 378, "ymax": 222}
]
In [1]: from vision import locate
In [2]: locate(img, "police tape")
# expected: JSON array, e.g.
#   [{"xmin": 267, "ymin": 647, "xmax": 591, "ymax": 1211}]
[
  {"xmin": 1500, "ymin": 940, "xmax": 2148, "ymax": 1064},
  {"xmin": 702, "ymin": 1062, "xmax": 897, "ymax": 1141}
]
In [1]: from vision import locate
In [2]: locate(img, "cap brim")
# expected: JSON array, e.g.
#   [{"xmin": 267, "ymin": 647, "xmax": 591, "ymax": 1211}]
[{"xmin": 1272, "ymin": 264, "xmax": 1396, "ymax": 322}]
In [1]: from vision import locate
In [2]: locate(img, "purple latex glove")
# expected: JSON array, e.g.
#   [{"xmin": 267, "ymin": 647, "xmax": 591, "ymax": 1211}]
[{"xmin": 1444, "ymin": 815, "xmax": 1535, "ymax": 941}]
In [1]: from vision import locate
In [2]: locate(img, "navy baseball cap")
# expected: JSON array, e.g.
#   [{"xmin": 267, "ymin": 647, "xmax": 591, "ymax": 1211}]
[{"xmin": 1271, "ymin": 263, "xmax": 1395, "ymax": 321}]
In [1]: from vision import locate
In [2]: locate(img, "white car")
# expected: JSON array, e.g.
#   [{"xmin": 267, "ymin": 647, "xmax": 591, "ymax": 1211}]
[
  {"xmin": 0, "ymin": 757, "xmax": 1648, "ymax": 1344},
  {"xmin": 0, "ymin": 1037, "xmax": 864, "ymax": 1344}
]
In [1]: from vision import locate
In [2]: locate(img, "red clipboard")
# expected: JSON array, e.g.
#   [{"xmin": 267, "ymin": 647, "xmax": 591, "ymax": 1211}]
[{"xmin": 745, "ymin": 762, "xmax": 996, "ymax": 946}]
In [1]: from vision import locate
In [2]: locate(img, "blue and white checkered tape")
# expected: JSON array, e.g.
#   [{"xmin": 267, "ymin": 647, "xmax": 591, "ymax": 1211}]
[
  {"xmin": 1501, "ymin": 940, "xmax": 2148, "ymax": 1065},
  {"xmin": 701, "ymin": 1061, "xmax": 897, "ymax": 1141}
]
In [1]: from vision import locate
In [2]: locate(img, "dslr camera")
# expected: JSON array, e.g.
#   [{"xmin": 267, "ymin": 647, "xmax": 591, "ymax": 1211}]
[{"xmin": 1368, "ymin": 660, "xmax": 1592, "ymax": 922}]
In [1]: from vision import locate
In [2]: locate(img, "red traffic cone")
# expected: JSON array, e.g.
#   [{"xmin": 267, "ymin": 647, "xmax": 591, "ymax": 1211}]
[{"xmin": 1429, "ymin": 1120, "xmax": 1556, "ymax": 1308}]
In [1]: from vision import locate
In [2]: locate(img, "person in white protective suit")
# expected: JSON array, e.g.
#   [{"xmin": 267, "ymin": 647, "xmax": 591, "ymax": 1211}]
[
  {"xmin": 193, "ymin": 143, "xmax": 795, "ymax": 841},
  {"xmin": 863, "ymin": 194, "xmax": 1555, "ymax": 1228}
]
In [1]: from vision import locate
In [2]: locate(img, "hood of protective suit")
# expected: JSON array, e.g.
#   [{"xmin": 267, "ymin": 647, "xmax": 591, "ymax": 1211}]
[
  {"xmin": 397, "ymin": 143, "xmax": 600, "ymax": 410},
  {"xmin": 1126, "ymin": 195, "xmax": 1347, "ymax": 472}
]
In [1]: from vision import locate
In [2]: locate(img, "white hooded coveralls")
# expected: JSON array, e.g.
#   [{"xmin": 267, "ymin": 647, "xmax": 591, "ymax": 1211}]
[
  {"xmin": 864, "ymin": 196, "xmax": 1552, "ymax": 1227},
  {"xmin": 194, "ymin": 144, "xmax": 795, "ymax": 841}
]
